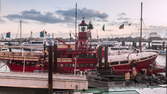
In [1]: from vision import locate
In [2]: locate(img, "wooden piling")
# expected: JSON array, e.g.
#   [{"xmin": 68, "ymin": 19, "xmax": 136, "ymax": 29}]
[
  {"xmin": 48, "ymin": 45, "xmax": 53, "ymax": 94},
  {"xmin": 53, "ymin": 44, "xmax": 57, "ymax": 73},
  {"xmin": 122, "ymin": 41, "xmax": 125, "ymax": 46},
  {"xmin": 97, "ymin": 46, "xmax": 102, "ymax": 72},
  {"xmin": 166, "ymin": 46, "xmax": 167, "ymax": 79},
  {"xmin": 104, "ymin": 46, "xmax": 108, "ymax": 71},
  {"xmin": 43, "ymin": 41, "xmax": 46, "ymax": 61}
]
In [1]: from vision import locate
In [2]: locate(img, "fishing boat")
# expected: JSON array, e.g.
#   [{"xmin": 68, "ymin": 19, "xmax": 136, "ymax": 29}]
[
  {"xmin": 99, "ymin": 48, "xmax": 163, "ymax": 74},
  {"xmin": 95, "ymin": 1, "xmax": 165, "ymax": 75}
]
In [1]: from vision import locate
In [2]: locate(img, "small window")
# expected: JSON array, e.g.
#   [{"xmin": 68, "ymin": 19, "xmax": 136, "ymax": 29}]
[
  {"xmin": 90, "ymin": 64, "xmax": 94, "ymax": 67},
  {"xmin": 120, "ymin": 61, "xmax": 128, "ymax": 64},
  {"xmin": 141, "ymin": 57, "xmax": 147, "ymax": 60},
  {"xmin": 110, "ymin": 62, "xmax": 118, "ymax": 65}
]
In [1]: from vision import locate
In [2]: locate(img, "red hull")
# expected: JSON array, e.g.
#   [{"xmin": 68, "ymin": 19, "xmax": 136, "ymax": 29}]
[
  {"xmin": 56, "ymin": 58, "xmax": 97, "ymax": 73},
  {"xmin": 8, "ymin": 64, "xmax": 46, "ymax": 72},
  {"xmin": 7, "ymin": 58, "xmax": 97, "ymax": 73},
  {"xmin": 111, "ymin": 55, "xmax": 160, "ymax": 74}
]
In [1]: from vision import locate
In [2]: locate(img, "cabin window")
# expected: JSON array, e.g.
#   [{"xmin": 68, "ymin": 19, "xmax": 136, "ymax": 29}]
[
  {"xmin": 79, "ymin": 63, "xmax": 84, "ymax": 67},
  {"xmin": 141, "ymin": 57, "xmax": 148, "ymax": 60},
  {"xmin": 90, "ymin": 64, "xmax": 94, "ymax": 67},
  {"xmin": 110, "ymin": 62, "xmax": 118, "ymax": 65},
  {"xmin": 64, "ymin": 64, "xmax": 68, "ymax": 67},
  {"xmin": 120, "ymin": 61, "xmax": 128, "ymax": 64},
  {"xmin": 69, "ymin": 64, "xmax": 72, "ymax": 67}
]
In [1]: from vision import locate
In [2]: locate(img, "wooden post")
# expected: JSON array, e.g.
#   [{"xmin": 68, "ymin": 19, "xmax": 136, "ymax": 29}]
[
  {"xmin": 97, "ymin": 46, "xmax": 102, "ymax": 72},
  {"xmin": 104, "ymin": 46, "xmax": 108, "ymax": 71},
  {"xmin": 48, "ymin": 45, "xmax": 53, "ymax": 94},
  {"xmin": 132, "ymin": 41, "xmax": 136, "ymax": 48},
  {"xmin": 53, "ymin": 44, "xmax": 57, "ymax": 73},
  {"xmin": 166, "ymin": 46, "xmax": 167, "ymax": 79},
  {"xmin": 43, "ymin": 41, "xmax": 46, "ymax": 61},
  {"xmin": 162, "ymin": 42, "xmax": 165, "ymax": 50},
  {"xmin": 122, "ymin": 41, "xmax": 125, "ymax": 46}
]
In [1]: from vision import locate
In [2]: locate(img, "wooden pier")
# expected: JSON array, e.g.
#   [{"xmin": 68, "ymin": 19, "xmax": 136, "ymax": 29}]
[{"xmin": 0, "ymin": 72, "xmax": 88, "ymax": 90}]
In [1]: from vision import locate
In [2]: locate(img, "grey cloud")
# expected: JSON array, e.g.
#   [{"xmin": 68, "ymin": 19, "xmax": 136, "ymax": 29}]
[
  {"xmin": 5, "ymin": 9, "xmax": 64, "ymax": 23},
  {"xmin": 117, "ymin": 12, "xmax": 127, "ymax": 16},
  {"xmin": 117, "ymin": 12, "xmax": 131, "ymax": 22},
  {"xmin": 5, "ymin": 8, "xmax": 108, "ymax": 24},
  {"xmin": 56, "ymin": 8, "xmax": 108, "ymax": 20},
  {"xmin": 0, "ymin": 18, "xmax": 5, "ymax": 23},
  {"xmin": 117, "ymin": 17, "xmax": 130, "ymax": 21}
]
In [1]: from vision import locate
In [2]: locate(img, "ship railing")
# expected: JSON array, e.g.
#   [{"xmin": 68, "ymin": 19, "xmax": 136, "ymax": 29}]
[
  {"xmin": 0, "ymin": 52, "xmax": 43, "ymax": 57},
  {"xmin": 0, "ymin": 52, "xmax": 43, "ymax": 61}
]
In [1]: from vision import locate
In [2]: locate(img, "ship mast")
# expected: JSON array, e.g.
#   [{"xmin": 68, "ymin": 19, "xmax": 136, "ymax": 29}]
[
  {"xmin": 75, "ymin": 0, "xmax": 78, "ymax": 40},
  {"xmin": 20, "ymin": 20, "xmax": 22, "ymax": 39},
  {"xmin": 0, "ymin": 0, "xmax": 1, "ymax": 19},
  {"xmin": 139, "ymin": 2, "xmax": 143, "ymax": 52}
]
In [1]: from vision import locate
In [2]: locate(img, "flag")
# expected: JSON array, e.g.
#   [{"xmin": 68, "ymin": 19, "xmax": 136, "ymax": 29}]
[
  {"xmin": 6, "ymin": 32, "xmax": 11, "ymax": 38},
  {"xmin": 40, "ymin": 31, "xmax": 44, "ymax": 37},
  {"xmin": 87, "ymin": 22, "xmax": 93, "ymax": 30},
  {"xmin": 119, "ymin": 24, "xmax": 124, "ymax": 29},
  {"xmin": 102, "ymin": 24, "xmax": 105, "ymax": 31},
  {"xmin": 128, "ymin": 23, "xmax": 131, "ymax": 26}
]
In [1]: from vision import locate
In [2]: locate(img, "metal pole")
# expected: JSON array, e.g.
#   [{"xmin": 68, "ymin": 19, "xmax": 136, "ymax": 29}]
[
  {"xmin": 139, "ymin": 2, "xmax": 143, "ymax": 52},
  {"xmin": 48, "ymin": 45, "xmax": 53, "ymax": 94}
]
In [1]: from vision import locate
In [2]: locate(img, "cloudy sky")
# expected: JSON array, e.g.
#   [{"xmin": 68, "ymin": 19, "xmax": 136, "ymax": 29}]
[{"xmin": 0, "ymin": 0, "xmax": 167, "ymax": 38}]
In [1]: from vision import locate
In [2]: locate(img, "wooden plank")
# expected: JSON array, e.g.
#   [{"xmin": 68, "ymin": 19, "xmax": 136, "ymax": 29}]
[{"xmin": 0, "ymin": 72, "xmax": 88, "ymax": 90}]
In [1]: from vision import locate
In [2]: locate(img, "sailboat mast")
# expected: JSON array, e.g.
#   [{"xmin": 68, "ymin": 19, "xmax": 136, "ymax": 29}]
[
  {"xmin": 75, "ymin": 0, "xmax": 78, "ymax": 39},
  {"xmin": 20, "ymin": 20, "xmax": 22, "ymax": 39},
  {"xmin": 0, "ymin": 0, "xmax": 1, "ymax": 18},
  {"xmin": 139, "ymin": 2, "xmax": 143, "ymax": 52}
]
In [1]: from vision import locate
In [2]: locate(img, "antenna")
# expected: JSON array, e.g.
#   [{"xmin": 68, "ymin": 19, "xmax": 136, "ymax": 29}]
[{"xmin": 139, "ymin": 2, "xmax": 143, "ymax": 52}]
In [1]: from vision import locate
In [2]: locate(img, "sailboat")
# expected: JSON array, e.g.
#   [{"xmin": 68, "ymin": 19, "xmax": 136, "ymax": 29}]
[{"xmin": 92, "ymin": 2, "xmax": 165, "ymax": 75}]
